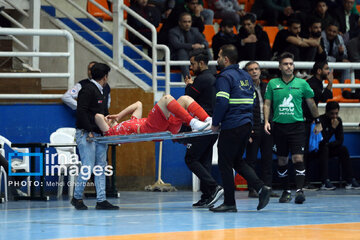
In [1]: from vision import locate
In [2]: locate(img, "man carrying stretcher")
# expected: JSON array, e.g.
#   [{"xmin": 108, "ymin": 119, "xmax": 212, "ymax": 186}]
[{"xmin": 95, "ymin": 94, "xmax": 212, "ymax": 136}]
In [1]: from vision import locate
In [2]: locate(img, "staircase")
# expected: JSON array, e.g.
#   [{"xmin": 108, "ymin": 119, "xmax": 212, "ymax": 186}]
[{"xmin": 41, "ymin": 5, "xmax": 184, "ymax": 97}]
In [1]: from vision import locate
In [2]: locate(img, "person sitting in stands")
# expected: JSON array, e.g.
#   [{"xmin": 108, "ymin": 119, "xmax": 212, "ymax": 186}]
[
  {"xmin": 95, "ymin": 95, "xmax": 211, "ymax": 136},
  {"xmin": 237, "ymin": 13, "xmax": 272, "ymax": 61},
  {"xmin": 212, "ymin": 19, "xmax": 238, "ymax": 61}
]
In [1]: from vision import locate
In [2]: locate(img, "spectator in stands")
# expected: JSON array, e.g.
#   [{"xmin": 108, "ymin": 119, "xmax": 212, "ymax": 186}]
[
  {"xmin": 168, "ymin": 12, "xmax": 210, "ymax": 77},
  {"xmin": 212, "ymin": 19, "xmax": 238, "ymax": 61},
  {"xmin": 127, "ymin": 0, "xmax": 161, "ymax": 54},
  {"xmin": 210, "ymin": 0, "xmax": 245, "ymax": 26},
  {"xmin": 62, "ymin": 61, "xmax": 111, "ymax": 115},
  {"xmin": 321, "ymin": 21, "xmax": 351, "ymax": 82},
  {"xmin": 346, "ymin": 32, "xmax": 360, "ymax": 62},
  {"xmin": 329, "ymin": 0, "xmax": 360, "ymax": 42},
  {"xmin": 244, "ymin": 61, "xmax": 278, "ymax": 198},
  {"xmin": 158, "ymin": 0, "xmax": 206, "ymax": 44},
  {"xmin": 0, "ymin": 154, "xmax": 28, "ymax": 200},
  {"xmin": 272, "ymin": 18, "xmax": 322, "ymax": 63},
  {"xmin": 170, "ymin": 0, "xmax": 214, "ymax": 24},
  {"xmin": 302, "ymin": 61, "xmax": 334, "ymax": 190},
  {"xmin": 311, "ymin": 0, "xmax": 335, "ymax": 31},
  {"xmin": 346, "ymin": 32, "xmax": 360, "ymax": 80},
  {"xmin": 237, "ymin": 13, "xmax": 272, "ymax": 61},
  {"xmin": 251, "ymin": 0, "xmax": 294, "ymax": 26},
  {"xmin": 317, "ymin": 101, "xmax": 360, "ymax": 190}
]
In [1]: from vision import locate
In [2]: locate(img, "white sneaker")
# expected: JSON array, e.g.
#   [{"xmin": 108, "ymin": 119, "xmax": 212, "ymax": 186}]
[
  {"xmin": 204, "ymin": 117, "xmax": 212, "ymax": 130},
  {"xmin": 190, "ymin": 118, "xmax": 210, "ymax": 132}
]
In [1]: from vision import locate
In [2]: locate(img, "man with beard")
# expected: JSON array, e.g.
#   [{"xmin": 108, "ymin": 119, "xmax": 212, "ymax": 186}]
[
  {"xmin": 302, "ymin": 61, "xmax": 334, "ymax": 190},
  {"xmin": 237, "ymin": 13, "xmax": 272, "ymax": 61},
  {"xmin": 209, "ymin": 44, "xmax": 271, "ymax": 212},
  {"xmin": 264, "ymin": 52, "xmax": 322, "ymax": 205},
  {"xmin": 184, "ymin": 49, "xmax": 223, "ymax": 208}
]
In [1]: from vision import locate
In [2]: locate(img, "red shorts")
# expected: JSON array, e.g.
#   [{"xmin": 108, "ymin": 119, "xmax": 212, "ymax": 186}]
[
  {"xmin": 140, "ymin": 104, "xmax": 182, "ymax": 134},
  {"xmin": 105, "ymin": 116, "xmax": 147, "ymax": 136}
]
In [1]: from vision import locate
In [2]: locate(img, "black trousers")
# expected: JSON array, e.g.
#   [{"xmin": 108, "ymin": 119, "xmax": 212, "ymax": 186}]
[
  {"xmin": 245, "ymin": 127, "xmax": 274, "ymax": 188},
  {"xmin": 185, "ymin": 134, "xmax": 218, "ymax": 199},
  {"xmin": 218, "ymin": 123, "xmax": 264, "ymax": 206},
  {"xmin": 317, "ymin": 143, "xmax": 353, "ymax": 182}
]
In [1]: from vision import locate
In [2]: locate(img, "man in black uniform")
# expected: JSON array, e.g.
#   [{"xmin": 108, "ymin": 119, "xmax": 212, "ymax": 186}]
[
  {"xmin": 71, "ymin": 63, "xmax": 118, "ymax": 210},
  {"xmin": 184, "ymin": 49, "xmax": 223, "ymax": 208},
  {"xmin": 62, "ymin": 61, "xmax": 111, "ymax": 115},
  {"xmin": 302, "ymin": 60, "xmax": 333, "ymax": 190},
  {"xmin": 244, "ymin": 61, "xmax": 278, "ymax": 198}
]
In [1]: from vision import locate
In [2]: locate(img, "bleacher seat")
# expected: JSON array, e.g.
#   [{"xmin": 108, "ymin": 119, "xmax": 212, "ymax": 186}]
[
  {"xmin": 87, "ymin": 0, "xmax": 112, "ymax": 21},
  {"xmin": 263, "ymin": 26, "xmax": 279, "ymax": 48},
  {"xmin": 326, "ymin": 79, "xmax": 360, "ymax": 103},
  {"xmin": 204, "ymin": 24, "xmax": 216, "ymax": 48}
]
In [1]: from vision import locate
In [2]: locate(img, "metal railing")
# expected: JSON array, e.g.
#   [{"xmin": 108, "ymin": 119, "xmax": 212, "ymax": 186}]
[{"xmin": 0, "ymin": 28, "xmax": 75, "ymax": 99}]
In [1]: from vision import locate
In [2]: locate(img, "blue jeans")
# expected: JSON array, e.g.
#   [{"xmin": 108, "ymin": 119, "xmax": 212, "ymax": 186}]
[{"xmin": 74, "ymin": 129, "xmax": 108, "ymax": 202}]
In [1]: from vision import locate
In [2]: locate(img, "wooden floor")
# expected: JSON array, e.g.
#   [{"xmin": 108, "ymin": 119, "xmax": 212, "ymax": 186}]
[{"xmin": 1, "ymin": 190, "xmax": 360, "ymax": 240}]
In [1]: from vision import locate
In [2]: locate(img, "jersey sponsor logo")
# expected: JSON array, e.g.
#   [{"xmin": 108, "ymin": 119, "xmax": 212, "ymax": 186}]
[{"xmin": 279, "ymin": 94, "xmax": 294, "ymax": 115}]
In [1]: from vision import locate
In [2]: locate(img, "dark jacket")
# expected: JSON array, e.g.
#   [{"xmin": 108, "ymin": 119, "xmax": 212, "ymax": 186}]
[
  {"xmin": 79, "ymin": 79, "xmax": 111, "ymax": 116},
  {"xmin": 76, "ymin": 82, "xmax": 107, "ymax": 133},
  {"xmin": 168, "ymin": 26, "xmax": 208, "ymax": 54},
  {"xmin": 212, "ymin": 31, "xmax": 238, "ymax": 61},
  {"xmin": 319, "ymin": 113, "xmax": 344, "ymax": 148},
  {"xmin": 330, "ymin": 6, "xmax": 360, "ymax": 39},
  {"xmin": 185, "ymin": 69, "xmax": 216, "ymax": 116},
  {"xmin": 252, "ymin": 81, "xmax": 268, "ymax": 135},
  {"xmin": 213, "ymin": 64, "xmax": 254, "ymax": 130},
  {"xmin": 128, "ymin": 3, "xmax": 161, "ymax": 43},
  {"xmin": 302, "ymin": 76, "xmax": 333, "ymax": 122}
]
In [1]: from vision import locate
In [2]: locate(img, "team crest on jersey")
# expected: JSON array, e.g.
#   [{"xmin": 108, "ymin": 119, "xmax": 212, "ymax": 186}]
[{"xmin": 279, "ymin": 94, "xmax": 294, "ymax": 115}]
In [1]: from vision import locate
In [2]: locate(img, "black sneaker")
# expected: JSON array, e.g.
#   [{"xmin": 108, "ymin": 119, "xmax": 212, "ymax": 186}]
[
  {"xmin": 209, "ymin": 203, "xmax": 237, "ymax": 212},
  {"xmin": 71, "ymin": 198, "xmax": 88, "ymax": 210},
  {"xmin": 95, "ymin": 200, "xmax": 119, "ymax": 210},
  {"xmin": 345, "ymin": 178, "xmax": 360, "ymax": 190},
  {"xmin": 295, "ymin": 190, "xmax": 306, "ymax": 204},
  {"xmin": 320, "ymin": 179, "xmax": 336, "ymax": 190},
  {"xmin": 207, "ymin": 185, "xmax": 224, "ymax": 206},
  {"xmin": 303, "ymin": 184, "xmax": 319, "ymax": 191},
  {"xmin": 257, "ymin": 185, "xmax": 271, "ymax": 210},
  {"xmin": 193, "ymin": 199, "xmax": 209, "ymax": 208},
  {"xmin": 279, "ymin": 190, "xmax": 292, "ymax": 203},
  {"xmin": 248, "ymin": 188, "xmax": 259, "ymax": 198}
]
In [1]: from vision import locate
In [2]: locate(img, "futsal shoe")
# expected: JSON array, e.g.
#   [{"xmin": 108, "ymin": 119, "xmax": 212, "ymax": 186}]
[
  {"xmin": 345, "ymin": 178, "xmax": 360, "ymax": 190},
  {"xmin": 71, "ymin": 198, "xmax": 88, "ymax": 210},
  {"xmin": 320, "ymin": 179, "xmax": 336, "ymax": 190},
  {"xmin": 193, "ymin": 199, "xmax": 214, "ymax": 208},
  {"xmin": 96, "ymin": 200, "xmax": 119, "ymax": 210},
  {"xmin": 190, "ymin": 118, "xmax": 210, "ymax": 132},
  {"xmin": 257, "ymin": 185, "xmax": 271, "ymax": 210},
  {"xmin": 279, "ymin": 190, "xmax": 292, "ymax": 203},
  {"xmin": 295, "ymin": 190, "xmax": 306, "ymax": 204},
  {"xmin": 207, "ymin": 185, "xmax": 224, "ymax": 206},
  {"xmin": 209, "ymin": 203, "xmax": 237, "ymax": 212},
  {"xmin": 204, "ymin": 117, "xmax": 212, "ymax": 130}
]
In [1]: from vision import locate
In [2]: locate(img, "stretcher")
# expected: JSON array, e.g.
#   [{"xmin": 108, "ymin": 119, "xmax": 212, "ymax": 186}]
[{"xmin": 94, "ymin": 130, "xmax": 217, "ymax": 144}]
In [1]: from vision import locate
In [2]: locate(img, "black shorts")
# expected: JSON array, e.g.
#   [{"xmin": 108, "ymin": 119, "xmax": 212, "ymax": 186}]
[{"xmin": 272, "ymin": 122, "xmax": 306, "ymax": 157}]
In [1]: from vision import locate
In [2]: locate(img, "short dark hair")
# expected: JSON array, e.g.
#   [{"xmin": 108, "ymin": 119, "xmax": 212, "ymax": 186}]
[
  {"xmin": 91, "ymin": 63, "xmax": 110, "ymax": 81},
  {"xmin": 220, "ymin": 18, "xmax": 235, "ymax": 28},
  {"xmin": 326, "ymin": 101, "xmax": 340, "ymax": 113},
  {"xmin": 309, "ymin": 17, "xmax": 322, "ymax": 27},
  {"xmin": 278, "ymin": 52, "xmax": 294, "ymax": 64},
  {"xmin": 244, "ymin": 61, "xmax": 260, "ymax": 71},
  {"xmin": 311, "ymin": 60, "xmax": 328, "ymax": 75},
  {"xmin": 179, "ymin": 12, "xmax": 191, "ymax": 21},
  {"xmin": 328, "ymin": 21, "xmax": 340, "ymax": 29},
  {"xmin": 287, "ymin": 18, "xmax": 301, "ymax": 27},
  {"xmin": 190, "ymin": 49, "xmax": 209, "ymax": 65},
  {"xmin": 241, "ymin": 13, "xmax": 256, "ymax": 24},
  {"xmin": 219, "ymin": 44, "xmax": 238, "ymax": 64}
]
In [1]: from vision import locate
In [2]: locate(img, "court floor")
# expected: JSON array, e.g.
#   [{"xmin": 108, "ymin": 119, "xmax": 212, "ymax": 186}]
[{"xmin": 1, "ymin": 189, "xmax": 360, "ymax": 240}]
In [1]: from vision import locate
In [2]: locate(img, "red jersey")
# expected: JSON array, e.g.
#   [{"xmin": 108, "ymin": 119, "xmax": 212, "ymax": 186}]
[{"xmin": 105, "ymin": 116, "xmax": 146, "ymax": 136}]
